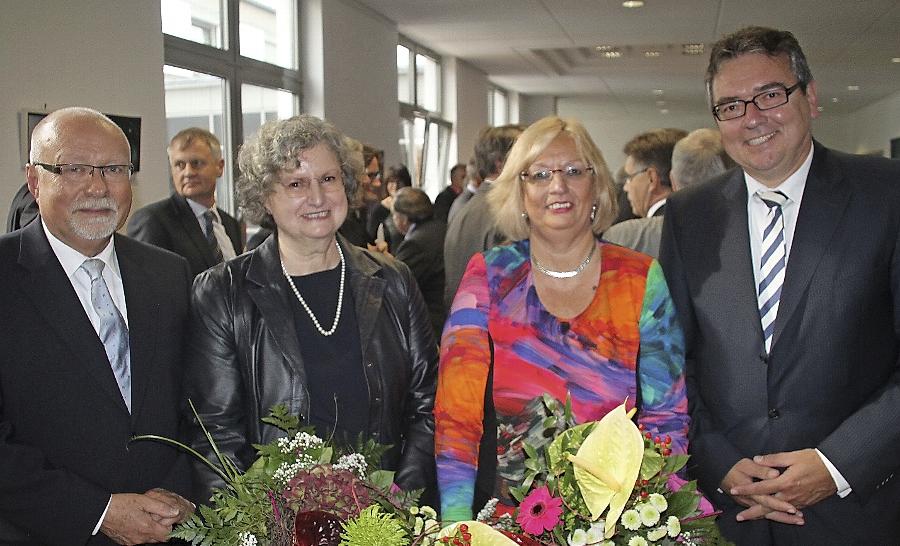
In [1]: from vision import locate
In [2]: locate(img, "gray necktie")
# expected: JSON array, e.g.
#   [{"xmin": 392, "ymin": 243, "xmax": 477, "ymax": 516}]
[
  {"xmin": 81, "ymin": 259, "xmax": 131, "ymax": 411},
  {"xmin": 203, "ymin": 209, "xmax": 224, "ymax": 263}
]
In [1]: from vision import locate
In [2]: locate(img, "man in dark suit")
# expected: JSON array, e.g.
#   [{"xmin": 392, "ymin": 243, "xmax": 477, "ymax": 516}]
[
  {"xmin": 127, "ymin": 128, "xmax": 242, "ymax": 277},
  {"xmin": 433, "ymin": 163, "xmax": 465, "ymax": 223},
  {"xmin": 443, "ymin": 125, "xmax": 522, "ymax": 308},
  {"xmin": 659, "ymin": 27, "xmax": 900, "ymax": 544},
  {"xmin": 392, "ymin": 187, "xmax": 447, "ymax": 338},
  {"xmin": 0, "ymin": 107, "xmax": 194, "ymax": 545}
]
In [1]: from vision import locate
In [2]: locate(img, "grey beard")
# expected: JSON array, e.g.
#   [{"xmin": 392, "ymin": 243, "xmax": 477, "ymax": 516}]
[{"xmin": 69, "ymin": 198, "xmax": 119, "ymax": 240}]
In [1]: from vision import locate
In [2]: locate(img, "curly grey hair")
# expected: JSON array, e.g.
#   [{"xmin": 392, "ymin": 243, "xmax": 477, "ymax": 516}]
[{"xmin": 236, "ymin": 114, "xmax": 360, "ymax": 225}]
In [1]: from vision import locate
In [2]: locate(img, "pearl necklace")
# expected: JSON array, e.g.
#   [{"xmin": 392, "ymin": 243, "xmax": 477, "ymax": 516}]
[
  {"xmin": 280, "ymin": 241, "xmax": 345, "ymax": 336},
  {"xmin": 532, "ymin": 242, "xmax": 596, "ymax": 279}
]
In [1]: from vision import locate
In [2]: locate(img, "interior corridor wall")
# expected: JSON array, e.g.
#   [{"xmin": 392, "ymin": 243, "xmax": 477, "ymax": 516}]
[{"xmin": 0, "ymin": 0, "xmax": 170, "ymax": 216}]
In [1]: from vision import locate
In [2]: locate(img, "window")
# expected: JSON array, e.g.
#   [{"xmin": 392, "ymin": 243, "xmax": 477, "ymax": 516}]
[
  {"xmin": 161, "ymin": 0, "xmax": 301, "ymax": 216},
  {"xmin": 397, "ymin": 38, "xmax": 451, "ymax": 199},
  {"xmin": 489, "ymin": 87, "xmax": 509, "ymax": 126}
]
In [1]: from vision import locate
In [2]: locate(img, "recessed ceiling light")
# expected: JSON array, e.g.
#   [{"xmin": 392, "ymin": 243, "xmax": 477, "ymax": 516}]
[
  {"xmin": 831, "ymin": 97, "xmax": 839, "ymax": 103},
  {"xmin": 652, "ymin": 89, "xmax": 664, "ymax": 96},
  {"xmin": 644, "ymin": 50, "xmax": 661, "ymax": 58},
  {"xmin": 622, "ymin": 0, "xmax": 645, "ymax": 7},
  {"xmin": 660, "ymin": 109, "xmax": 670, "ymax": 115},
  {"xmin": 682, "ymin": 43, "xmax": 705, "ymax": 55},
  {"xmin": 817, "ymin": 106, "xmax": 825, "ymax": 112},
  {"xmin": 847, "ymin": 85, "xmax": 860, "ymax": 91},
  {"xmin": 892, "ymin": 57, "xmax": 900, "ymax": 63},
  {"xmin": 596, "ymin": 45, "xmax": 614, "ymax": 51}
]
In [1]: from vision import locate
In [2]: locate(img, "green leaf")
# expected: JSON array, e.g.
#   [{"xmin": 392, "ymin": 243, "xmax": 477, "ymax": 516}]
[
  {"xmin": 639, "ymin": 448, "xmax": 664, "ymax": 480},
  {"xmin": 663, "ymin": 453, "xmax": 690, "ymax": 474},
  {"xmin": 666, "ymin": 488, "xmax": 701, "ymax": 518}
]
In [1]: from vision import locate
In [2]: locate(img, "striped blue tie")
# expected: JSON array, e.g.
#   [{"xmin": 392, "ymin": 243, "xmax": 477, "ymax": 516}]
[
  {"xmin": 82, "ymin": 259, "xmax": 132, "ymax": 411},
  {"xmin": 757, "ymin": 190, "xmax": 788, "ymax": 353}
]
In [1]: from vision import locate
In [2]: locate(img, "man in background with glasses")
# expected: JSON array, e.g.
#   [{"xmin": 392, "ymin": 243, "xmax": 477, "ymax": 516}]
[
  {"xmin": 603, "ymin": 127, "xmax": 686, "ymax": 257},
  {"xmin": 128, "ymin": 128, "xmax": 243, "ymax": 277},
  {"xmin": 660, "ymin": 27, "xmax": 900, "ymax": 544},
  {"xmin": 0, "ymin": 107, "xmax": 194, "ymax": 544}
]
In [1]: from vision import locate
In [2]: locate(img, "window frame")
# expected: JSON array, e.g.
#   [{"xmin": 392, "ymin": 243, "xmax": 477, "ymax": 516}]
[{"xmin": 163, "ymin": 0, "xmax": 302, "ymax": 214}]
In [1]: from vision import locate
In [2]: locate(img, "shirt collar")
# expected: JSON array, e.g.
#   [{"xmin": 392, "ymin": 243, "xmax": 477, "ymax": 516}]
[
  {"xmin": 744, "ymin": 142, "xmax": 814, "ymax": 203},
  {"xmin": 646, "ymin": 198, "xmax": 667, "ymax": 218},
  {"xmin": 185, "ymin": 197, "xmax": 214, "ymax": 220},
  {"xmin": 42, "ymin": 219, "xmax": 121, "ymax": 280}
]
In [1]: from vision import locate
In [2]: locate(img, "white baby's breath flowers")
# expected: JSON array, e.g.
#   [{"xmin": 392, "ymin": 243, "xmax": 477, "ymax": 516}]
[
  {"xmin": 476, "ymin": 498, "xmax": 499, "ymax": 521},
  {"xmin": 238, "ymin": 531, "xmax": 258, "ymax": 546},
  {"xmin": 334, "ymin": 453, "xmax": 368, "ymax": 478},
  {"xmin": 272, "ymin": 452, "xmax": 316, "ymax": 485},
  {"xmin": 276, "ymin": 431, "xmax": 324, "ymax": 454}
]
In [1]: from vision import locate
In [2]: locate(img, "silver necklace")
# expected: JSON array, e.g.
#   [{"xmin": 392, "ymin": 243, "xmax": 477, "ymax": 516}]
[
  {"xmin": 532, "ymin": 242, "xmax": 596, "ymax": 279},
  {"xmin": 280, "ymin": 241, "xmax": 345, "ymax": 336}
]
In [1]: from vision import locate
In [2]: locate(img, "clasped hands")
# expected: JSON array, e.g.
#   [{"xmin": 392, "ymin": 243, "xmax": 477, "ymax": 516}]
[
  {"xmin": 100, "ymin": 489, "xmax": 195, "ymax": 545},
  {"xmin": 721, "ymin": 448, "xmax": 837, "ymax": 525}
]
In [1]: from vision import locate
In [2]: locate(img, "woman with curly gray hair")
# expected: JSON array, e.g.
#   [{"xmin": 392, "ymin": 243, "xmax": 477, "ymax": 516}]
[{"xmin": 183, "ymin": 114, "xmax": 438, "ymax": 506}]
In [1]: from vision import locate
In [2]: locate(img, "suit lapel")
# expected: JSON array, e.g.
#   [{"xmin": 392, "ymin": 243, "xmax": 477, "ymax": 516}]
[
  {"xmin": 771, "ymin": 144, "xmax": 850, "ymax": 350},
  {"xmin": 117, "ymin": 235, "xmax": 160, "ymax": 420},
  {"xmin": 344, "ymin": 240, "xmax": 385, "ymax": 357},
  {"xmin": 246, "ymin": 236, "xmax": 308, "ymax": 385},
  {"xmin": 717, "ymin": 172, "xmax": 766, "ymax": 346},
  {"xmin": 171, "ymin": 194, "xmax": 216, "ymax": 268},
  {"xmin": 17, "ymin": 222, "xmax": 129, "ymax": 411}
]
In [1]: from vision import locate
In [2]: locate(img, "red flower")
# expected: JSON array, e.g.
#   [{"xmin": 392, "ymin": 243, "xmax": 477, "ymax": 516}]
[{"xmin": 516, "ymin": 486, "xmax": 563, "ymax": 535}]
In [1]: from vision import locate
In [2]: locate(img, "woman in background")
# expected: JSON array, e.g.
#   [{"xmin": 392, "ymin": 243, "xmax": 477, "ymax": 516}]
[
  {"xmin": 367, "ymin": 164, "xmax": 412, "ymax": 252},
  {"xmin": 434, "ymin": 116, "xmax": 688, "ymax": 520}
]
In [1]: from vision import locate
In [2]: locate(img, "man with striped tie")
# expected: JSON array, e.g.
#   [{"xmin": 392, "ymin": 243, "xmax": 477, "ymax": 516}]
[{"xmin": 660, "ymin": 27, "xmax": 900, "ymax": 545}]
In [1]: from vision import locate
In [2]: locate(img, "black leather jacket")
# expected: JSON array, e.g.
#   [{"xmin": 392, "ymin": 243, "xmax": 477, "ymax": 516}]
[{"xmin": 184, "ymin": 234, "xmax": 438, "ymax": 503}]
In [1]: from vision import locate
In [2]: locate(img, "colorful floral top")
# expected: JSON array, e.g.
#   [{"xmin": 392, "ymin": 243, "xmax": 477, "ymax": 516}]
[{"xmin": 435, "ymin": 240, "xmax": 688, "ymax": 521}]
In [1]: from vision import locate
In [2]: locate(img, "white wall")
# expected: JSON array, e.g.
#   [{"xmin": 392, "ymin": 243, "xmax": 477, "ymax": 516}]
[
  {"xmin": 558, "ymin": 97, "xmax": 714, "ymax": 174},
  {"xmin": 317, "ymin": 0, "xmax": 400, "ymax": 164},
  {"xmin": 519, "ymin": 95, "xmax": 557, "ymax": 126},
  {"xmin": 814, "ymin": 90, "xmax": 900, "ymax": 156},
  {"xmin": 0, "ymin": 0, "xmax": 170, "ymax": 217},
  {"xmin": 450, "ymin": 59, "xmax": 490, "ymax": 164}
]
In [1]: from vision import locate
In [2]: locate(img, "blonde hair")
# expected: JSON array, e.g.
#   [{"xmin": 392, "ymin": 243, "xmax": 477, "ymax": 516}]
[{"xmin": 488, "ymin": 116, "xmax": 617, "ymax": 241}]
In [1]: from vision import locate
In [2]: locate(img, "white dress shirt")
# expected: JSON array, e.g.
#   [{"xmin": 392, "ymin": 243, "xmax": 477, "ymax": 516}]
[
  {"xmin": 42, "ymin": 220, "xmax": 126, "ymax": 534},
  {"xmin": 186, "ymin": 198, "xmax": 237, "ymax": 260},
  {"xmin": 742, "ymin": 143, "xmax": 851, "ymax": 498}
]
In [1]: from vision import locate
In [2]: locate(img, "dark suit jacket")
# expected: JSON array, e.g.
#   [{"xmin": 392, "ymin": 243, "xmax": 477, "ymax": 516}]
[
  {"xmin": 127, "ymin": 194, "xmax": 242, "ymax": 277},
  {"xmin": 0, "ymin": 221, "xmax": 192, "ymax": 546},
  {"xmin": 433, "ymin": 186, "xmax": 459, "ymax": 223},
  {"xmin": 443, "ymin": 183, "xmax": 504, "ymax": 309},
  {"xmin": 394, "ymin": 217, "xmax": 447, "ymax": 337},
  {"xmin": 6, "ymin": 183, "xmax": 39, "ymax": 233},
  {"xmin": 659, "ymin": 142, "xmax": 900, "ymax": 545}
]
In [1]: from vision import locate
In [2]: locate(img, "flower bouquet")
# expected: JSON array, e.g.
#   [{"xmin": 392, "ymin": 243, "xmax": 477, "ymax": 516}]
[
  {"xmin": 135, "ymin": 403, "xmax": 440, "ymax": 546},
  {"xmin": 444, "ymin": 395, "xmax": 730, "ymax": 546}
]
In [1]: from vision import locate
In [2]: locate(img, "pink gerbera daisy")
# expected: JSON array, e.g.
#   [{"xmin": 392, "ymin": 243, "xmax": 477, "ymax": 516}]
[{"xmin": 516, "ymin": 485, "xmax": 563, "ymax": 535}]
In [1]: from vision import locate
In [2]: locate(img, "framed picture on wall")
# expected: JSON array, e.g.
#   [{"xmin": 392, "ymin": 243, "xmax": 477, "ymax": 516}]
[{"xmin": 19, "ymin": 111, "xmax": 142, "ymax": 172}]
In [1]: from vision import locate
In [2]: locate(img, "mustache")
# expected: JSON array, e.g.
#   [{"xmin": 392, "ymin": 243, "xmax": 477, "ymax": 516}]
[{"xmin": 70, "ymin": 197, "xmax": 118, "ymax": 214}]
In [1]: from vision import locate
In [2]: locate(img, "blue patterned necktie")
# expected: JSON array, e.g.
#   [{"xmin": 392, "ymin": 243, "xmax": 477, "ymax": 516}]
[
  {"xmin": 81, "ymin": 259, "xmax": 131, "ymax": 411},
  {"xmin": 757, "ymin": 190, "xmax": 789, "ymax": 353},
  {"xmin": 203, "ymin": 209, "xmax": 224, "ymax": 263}
]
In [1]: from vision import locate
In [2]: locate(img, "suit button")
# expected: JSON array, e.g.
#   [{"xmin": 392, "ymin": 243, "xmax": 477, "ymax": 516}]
[
  {"xmin": 366, "ymin": 361, "xmax": 374, "ymax": 368},
  {"xmin": 768, "ymin": 408, "xmax": 780, "ymax": 419},
  {"xmin": 374, "ymin": 396, "xmax": 382, "ymax": 403}
]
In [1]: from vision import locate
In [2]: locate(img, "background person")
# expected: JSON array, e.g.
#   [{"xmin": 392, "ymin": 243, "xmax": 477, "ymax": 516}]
[
  {"xmin": 127, "ymin": 128, "xmax": 242, "ymax": 277},
  {"xmin": 366, "ymin": 164, "xmax": 412, "ymax": 252},
  {"xmin": 183, "ymin": 114, "xmax": 438, "ymax": 506},
  {"xmin": 391, "ymin": 186, "xmax": 447, "ymax": 339},
  {"xmin": 435, "ymin": 116, "xmax": 688, "ymax": 521}
]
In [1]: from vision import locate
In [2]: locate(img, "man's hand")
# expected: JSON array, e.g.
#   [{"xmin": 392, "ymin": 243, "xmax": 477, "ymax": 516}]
[
  {"xmin": 721, "ymin": 458, "xmax": 804, "ymax": 525},
  {"xmin": 100, "ymin": 492, "xmax": 187, "ymax": 545},
  {"xmin": 144, "ymin": 488, "xmax": 195, "ymax": 525},
  {"xmin": 730, "ymin": 449, "xmax": 837, "ymax": 511}
]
